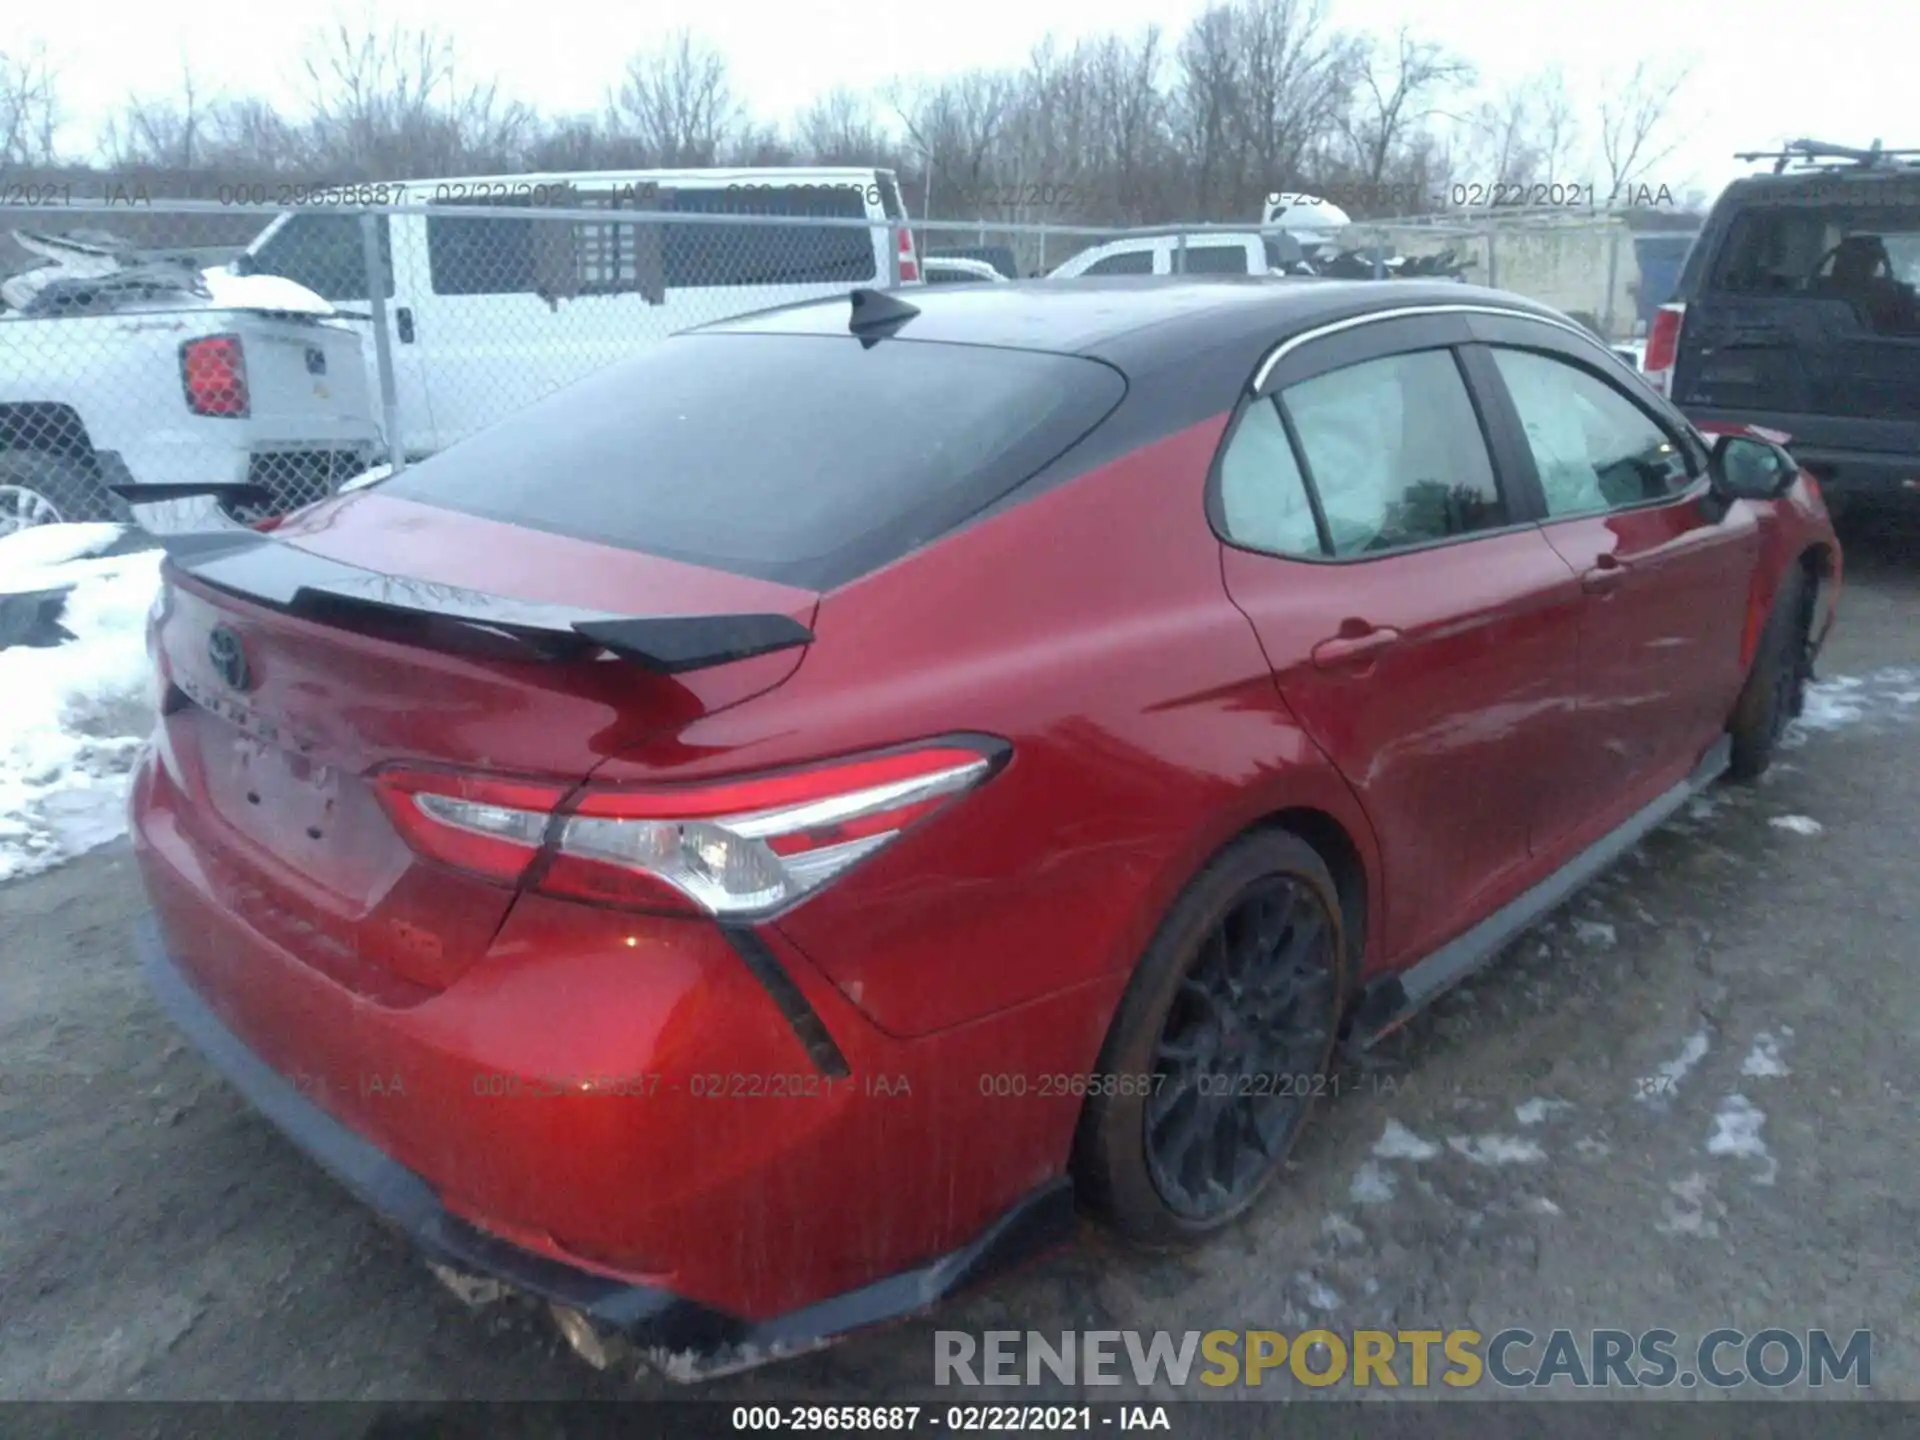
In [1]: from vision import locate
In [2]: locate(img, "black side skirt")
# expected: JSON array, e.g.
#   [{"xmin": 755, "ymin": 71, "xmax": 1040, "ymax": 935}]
[{"xmin": 1347, "ymin": 734, "xmax": 1732, "ymax": 1051}]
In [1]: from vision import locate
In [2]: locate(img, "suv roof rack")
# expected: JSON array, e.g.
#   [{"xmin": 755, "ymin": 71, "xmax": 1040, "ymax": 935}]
[{"xmin": 1734, "ymin": 138, "xmax": 1920, "ymax": 174}]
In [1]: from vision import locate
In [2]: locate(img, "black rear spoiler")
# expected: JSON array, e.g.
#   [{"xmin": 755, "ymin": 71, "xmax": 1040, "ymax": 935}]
[
  {"xmin": 109, "ymin": 481, "xmax": 273, "ymax": 507},
  {"xmin": 158, "ymin": 530, "xmax": 814, "ymax": 674}
]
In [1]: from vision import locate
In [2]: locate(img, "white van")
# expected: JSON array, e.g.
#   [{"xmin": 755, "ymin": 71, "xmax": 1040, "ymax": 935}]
[
  {"xmin": 1049, "ymin": 231, "xmax": 1304, "ymax": 279},
  {"xmin": 236, "ymin": 167, "xmax": 920, "ymax": 458}
]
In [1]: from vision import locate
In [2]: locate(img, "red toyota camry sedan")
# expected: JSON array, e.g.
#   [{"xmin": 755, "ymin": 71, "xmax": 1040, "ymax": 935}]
[{"xmin": 131, "ymin": 277, "xmax": 1841, "ymax": 1375}]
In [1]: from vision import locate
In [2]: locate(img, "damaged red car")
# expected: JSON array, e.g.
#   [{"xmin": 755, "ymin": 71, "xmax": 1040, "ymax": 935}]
[{"xmin": 131, "ymin": 277, "xmax": 1841, "ymax": 1376}]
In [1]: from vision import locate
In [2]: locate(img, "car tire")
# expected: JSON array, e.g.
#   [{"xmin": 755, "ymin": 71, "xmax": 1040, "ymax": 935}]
[
  {"xmin": 1727, "ymin": 562, "xmax": 1816, "ymax": 782},
  {"xmin": 1074, "ymin": 829, "xmax": 1347, "ymax": 1249},
  {"xmin": 0, "ymin": 450, "xmax": 133, "ymax": 535}
]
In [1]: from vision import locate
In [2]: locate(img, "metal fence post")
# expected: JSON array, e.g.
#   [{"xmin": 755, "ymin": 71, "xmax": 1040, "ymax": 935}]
[
  {"xmin": 1371, "ymin": 237, "xmax": 1385, "ymax": 280},
  {"xmin": 1485, "ymin": 228, "xmax": 1499, "ymax": 291},
  {"xmin": 360, "ymin": 211, "xmax": 405, "ymax": 477},
  {"xmin": 886, "ymin": 218, "xmax": 902, "ymax": 287},
  {"xmin": 1037, "ymin": 223, "xmax": 1049, "ymax": 277},
  {"xmin": 1174, "ymin": 232, "xmax": 1188, "ymax": 274},
  {"xmin": 1601, "ymin": 223, "xmax": 1621, "ymax": 340}
]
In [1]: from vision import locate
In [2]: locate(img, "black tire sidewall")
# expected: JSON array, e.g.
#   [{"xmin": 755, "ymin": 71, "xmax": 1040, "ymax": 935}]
[
  {"xmin": 1728, "ymin": 565, "xmax": 1812, "ymax": 781},
  {"xmin": 1074, "ymin": 829, "xmax": 1346, "ymax": 1248}
]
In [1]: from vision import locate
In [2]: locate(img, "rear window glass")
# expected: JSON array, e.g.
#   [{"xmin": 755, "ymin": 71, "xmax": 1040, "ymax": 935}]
[
  {"xmin": 666, "ymin": 185, "xmax": 876, "ymax": 288},
  {"xmin": 376, "ymin": 334, "xmax": 1126, "ymax": 589},
  {"xmin": 1713, "ymin": 204, "xmax": 1920, "ymax": 293}
]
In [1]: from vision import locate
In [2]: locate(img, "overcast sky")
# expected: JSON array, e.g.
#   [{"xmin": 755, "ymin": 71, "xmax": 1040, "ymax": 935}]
[{"xmin": 15, "ymin": 0, "xmax": 1900, "ymax": 204}]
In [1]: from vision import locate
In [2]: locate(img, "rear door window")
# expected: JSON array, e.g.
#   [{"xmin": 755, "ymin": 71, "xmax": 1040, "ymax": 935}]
[
  {"xmin": 1279, "ymin": 349, "xmax": 1508, "ymax": 556},
  {"xmin": 376, "ymin": 334, "xmax": 1125, "ymax": 589},
  {"xmin": 1082, "ymin": 248, "xmax": 1156, "ymax": 276},
  {"xmin": 664, "ymin": 185, "xmax": 876, "ymax": 288},
  {"xmin": 427, "ymin": 198, "xmax": 538, "ymax": 295},
  {"xmin": 1182, "ymin": 243, "xmax": 1254, "ymax": 274},
  {"xmin": 248, "ymin": 213, "xmax": 393, "ymax": 301}
]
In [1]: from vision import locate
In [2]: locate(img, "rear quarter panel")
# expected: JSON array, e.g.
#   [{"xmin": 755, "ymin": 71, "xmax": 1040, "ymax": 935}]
[{"xmin": 589, "ymin": 418, "xmax": 1385, "ymax": 1043}]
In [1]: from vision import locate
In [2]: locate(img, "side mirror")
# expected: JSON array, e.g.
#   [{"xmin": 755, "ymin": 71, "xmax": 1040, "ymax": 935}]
[{"xmin": 1707, "ymin": 433, "xmax": 1800, "ymax": 504}]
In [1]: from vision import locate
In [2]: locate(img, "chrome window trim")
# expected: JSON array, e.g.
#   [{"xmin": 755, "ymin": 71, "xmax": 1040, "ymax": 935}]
[{"xmin": 1251, "ymin": 303, "xmax": 1607, "ymax": 392}]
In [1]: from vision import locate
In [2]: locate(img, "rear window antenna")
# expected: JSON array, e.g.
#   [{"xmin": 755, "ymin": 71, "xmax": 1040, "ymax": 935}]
[{"xmin": 848, "ymin": 288, "xmax": 920, "ymax": 345}]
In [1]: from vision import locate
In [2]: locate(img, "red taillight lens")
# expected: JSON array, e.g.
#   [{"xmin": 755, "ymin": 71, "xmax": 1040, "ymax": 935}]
[
  {"xmin": 897, "ymin": 228, "xmax": 920, "ymax": 283},
  {"xmin": 373, "ymin": 769, "xmax": 569, "ymax": 884},
  {"xmin": 180, "ymin": 335, "xmax": 249, "ymax": 417},
  {"xmin": 372, "ymin": 740, "xmax": 1005, "ymax": 916},
  {"xmin": 1641, "ymin": 303, "xmax": 1685, "ymax": 395}
]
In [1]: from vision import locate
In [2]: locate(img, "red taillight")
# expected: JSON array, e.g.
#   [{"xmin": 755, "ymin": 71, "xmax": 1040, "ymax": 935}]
[
  {"xmin": 1641, "ymin": 303, "xmax": 1685, "ymax": 396},
  {"xmin": 373, "ymin": 769, "xmax": 570, "ymax": 885},
  {"xmin": 180, "ymin": 334, "xmax": 249, "ymax": 417},
  {"xmin": 371, "ymin": 740, "xmax": 1004, "ymax": 916},
  {"xmin": 897, "ymin": 228, "xmax": 920, "ymax": 284}
]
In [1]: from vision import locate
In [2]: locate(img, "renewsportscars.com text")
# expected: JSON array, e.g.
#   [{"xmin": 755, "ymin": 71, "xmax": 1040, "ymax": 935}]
[{"xmin": 934, "ymin": 1328, "xmax": 1872, "ymax": 1390}]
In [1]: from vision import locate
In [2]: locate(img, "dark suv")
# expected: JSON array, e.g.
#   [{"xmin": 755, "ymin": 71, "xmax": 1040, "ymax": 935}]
[{"xmin": 1651, "ymin": 139, "xmax": 1920, "ymax": 515}]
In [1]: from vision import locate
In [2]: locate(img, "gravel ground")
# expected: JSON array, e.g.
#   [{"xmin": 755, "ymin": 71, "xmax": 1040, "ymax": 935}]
[{"xmin": 1, "ymin": 519, "xmax": 1915, "ymax": 1411}]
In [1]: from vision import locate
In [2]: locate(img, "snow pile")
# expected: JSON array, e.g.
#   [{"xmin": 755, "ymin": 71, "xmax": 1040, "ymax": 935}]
[{"xmin": 0, "ymin": 526, "xmax": 163, "ymax": 882}]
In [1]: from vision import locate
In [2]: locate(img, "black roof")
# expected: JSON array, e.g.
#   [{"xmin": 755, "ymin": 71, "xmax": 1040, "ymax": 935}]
[{"xmin": 701, "ymin": 275, "xmax": 1570, "ymax": 372}]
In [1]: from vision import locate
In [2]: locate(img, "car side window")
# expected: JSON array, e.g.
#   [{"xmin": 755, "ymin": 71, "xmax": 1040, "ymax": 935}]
[
  {"xmin": 1279, "ymin": 349, "xmax": 1507, "ymax": 557},
  {"xmin": 1217, "ymin": 398, "xmax": 1323, "ymax": 556},
  {"xmin": 248, "ymin": 213, "xmax": 393, "ymax": 302},
  {"xmin": 1082, "ymin": 249, "xmax": 1155, "ymax": 276},
  {"xmin": 1489, "ymin": 347, "xmax": 1693, "ymax": 516},
  {"xmin": 1182, "ymin": 244, "xmax": 1253, "ymax": 275}
]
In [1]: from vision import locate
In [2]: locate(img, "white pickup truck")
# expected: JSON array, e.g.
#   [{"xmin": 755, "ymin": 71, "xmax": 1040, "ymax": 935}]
[{"xmin": 0, "ymin": 230, "xmax": 378, "ymax": 536}]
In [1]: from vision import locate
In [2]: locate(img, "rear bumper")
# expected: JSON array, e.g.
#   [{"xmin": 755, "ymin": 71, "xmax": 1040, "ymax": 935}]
[{"xmin": 138, "ymin": 912, "xmax": 1074, "ymax": 1376}]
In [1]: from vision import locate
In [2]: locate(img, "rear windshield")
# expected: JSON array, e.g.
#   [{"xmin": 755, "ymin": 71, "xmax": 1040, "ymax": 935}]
[
  {"xmin": 377, "ymin": 334, "xmax": 1126, "ymax": 589},
  {"xmin": 1713, "ymin": 204, "xmax": 1920, "ymax": 293}
]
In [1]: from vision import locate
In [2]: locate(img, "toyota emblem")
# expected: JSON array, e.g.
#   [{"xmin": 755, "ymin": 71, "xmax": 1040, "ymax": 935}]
[{"xmin": 208, "ymin": 625, "xmax": 252, "ymax": 691}]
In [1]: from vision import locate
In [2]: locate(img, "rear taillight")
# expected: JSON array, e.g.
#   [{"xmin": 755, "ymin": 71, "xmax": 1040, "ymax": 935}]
[
  {"xmin": 372, "ymin": 740, "xmax": 1005, "ymax": 916},
  {"xmin": 180, "ymin": 334, "xmax": 249, "ymax": 417},
  {"xmin": 1641, "ymin": 303, "xmax": 1685, "ymax": 396},
  {"xmin": 896, "ymin": 228, "xmax": 920, "ymax": 284}
]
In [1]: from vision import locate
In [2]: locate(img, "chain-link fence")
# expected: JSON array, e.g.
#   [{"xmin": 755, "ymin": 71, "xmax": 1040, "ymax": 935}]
[{"xmin": 0, "ymin": 193, "xmax": 1699, "ymax": 535}]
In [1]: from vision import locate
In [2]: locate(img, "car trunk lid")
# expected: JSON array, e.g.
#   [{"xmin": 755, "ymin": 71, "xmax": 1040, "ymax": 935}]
[{"xmin": 150, "ymin": 491, "xmax": 817, "ymax": 995}]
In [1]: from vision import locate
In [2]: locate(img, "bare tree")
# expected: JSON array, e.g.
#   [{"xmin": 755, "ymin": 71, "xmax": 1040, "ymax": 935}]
[
  {"xmin": 203, "ymin": 97, "xmax": 305, "ymax": 173},
  {"xmin": 298, "ymin": 19, "xmax": 533, "ymax": 177},
  {"xmin": 1171, "ymin": 6, "xmax": 1243, "ymax": 217},
  {"xmin": 889, "ymin": 71, "xmax": 1015, "ymax": 217},
  {"xmin": 609, "ymin": 29, "xmax": 740, "ymax": 167},
  {"xmin": 100, "ymin": 61, "xmax": 208, "ymax": 170},
  {"xmin": 1462, "ymin": 67, "xmax": 1579, "ymax": 190},
  {"xmin": 1339, "ymin": 25, "xmax": 1473, "ymax": 190},
  {"xmin": 1597, "ymin": 59, "xmax": 1694, "ymax": 198},
  {"xmin": 795, "ymin": 87, "xmax": 891, "ymax": 166},
  {"xmin": 0, "ymin": 44, "xmax": 61, "ymax": 165},
  {"xmin": 1225, "ymin": 0, "xmax": 1362, "ymax": 217}
]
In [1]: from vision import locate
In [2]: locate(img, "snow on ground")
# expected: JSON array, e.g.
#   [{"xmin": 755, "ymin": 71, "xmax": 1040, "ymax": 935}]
[
  {"xmin": 1742, "ymin": 1029, "xmax": 1792, "ymax": 1078},
  {"xmin": 1515, "ymin": 1098, "xmax": 1574, "ymax": 1127},
  {"xmin": 1447, "ymin": 1134, "xmax": 1546, "ymax": 1165},
  {"xmin": 1572, "ymin": 919, "xmax": 1616, "ymax": 947},
  {"xmin": 1706, "ymin": 1094, "xmax": 1778, "ymax": 1185},
  {"xmin": 1769, "ymin": 814, "xmax": 1824, "ymax": 836},
  {"xmin": 1784, "ymin": 670, "xmax": 1920, "ymax": 746},
  {"xmin": 1296, "ymin": 1273, "xmax": 1342, "ymax": 1311},
  {"xmin": 1638, "ymin": 1029, "xmax": 1711, "ymax": 1106},
  {"xmin": 0, "ymin": 530, "xmax": 163, "ymax": 883},
  {"xmin": 1657, "ymin": 1172, "xmax": 1724, "ymax": 1238},
  {"xmin": 1373, "ymin": 1119, "xmax": 1440, "ymax": 1160},
  {"xmin": 1349, "ymin": 1161, "xmax": 1396, "ymax": 1205}
]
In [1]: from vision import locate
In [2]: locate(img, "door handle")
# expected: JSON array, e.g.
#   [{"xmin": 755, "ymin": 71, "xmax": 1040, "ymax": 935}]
[
  {"xmin": 1580, "ymin": 552, "xmax": 1631, "ymax": 593},
  {"xmin": 1311, "ymin": 626, "xmax": 1402, "ymax": 670},
  {"xmin": 395, "ymin": 307, "xmax": 415, "ymax": 344}
]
